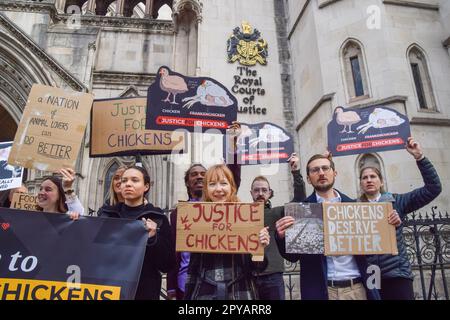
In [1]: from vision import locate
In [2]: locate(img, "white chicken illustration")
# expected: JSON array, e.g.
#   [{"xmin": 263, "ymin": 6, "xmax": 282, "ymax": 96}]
[
  {"xmin": 159, "ymin": 67, "xmax": 188, "ymax": 105},
  {"xmin": 245, "ymin": 124, "xmax": 290, "ymax": 148},
  {"xmin": 182, "ymin": 80, "xmax": 233, "ymax": 109},
  {"xmin": 334, "ymin": 107, "xmax": 361, "ymax": 133},
  {"xmin": 357, "ymin": 108, "xmax": 405, "ymax": 134}
]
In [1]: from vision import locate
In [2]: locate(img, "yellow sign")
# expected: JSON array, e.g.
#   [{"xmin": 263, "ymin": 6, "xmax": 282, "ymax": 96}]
[{"xmin": 0, "ymin": 278, "xmax": 121, "ymax": 300}]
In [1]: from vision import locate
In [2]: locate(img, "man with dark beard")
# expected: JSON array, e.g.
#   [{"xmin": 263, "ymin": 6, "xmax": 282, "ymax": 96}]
[{"xmin": 275, "ymin": 154, "xmax": 381, "ymax": 300}]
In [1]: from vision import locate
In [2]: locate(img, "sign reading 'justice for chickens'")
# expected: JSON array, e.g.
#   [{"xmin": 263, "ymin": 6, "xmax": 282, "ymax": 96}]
[
  {"xmin": 176, "ymin": 202, "xmax": 264, "ymax": 255},
  {"xmin": 327, "ymin": 105, "xmax": 411, "ymax": 157},
  {"xmin": 145, "ymin": 66, "xmax": 238, "ymax": 134}
]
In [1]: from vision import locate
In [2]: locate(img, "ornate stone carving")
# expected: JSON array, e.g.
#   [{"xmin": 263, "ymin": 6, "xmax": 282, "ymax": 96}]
[{"xmin": 172, "ymin": 0, "xmax": 202, "ymax": 31}]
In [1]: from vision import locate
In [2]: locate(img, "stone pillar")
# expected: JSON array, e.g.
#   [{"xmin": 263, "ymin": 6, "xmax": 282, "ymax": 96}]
[
  {"xmin": 55, "ymin": 0, "xmax": 66, "ymax": 14},
  {"xmin": 116, "ymin": 0, "xmax": 125, "ymax": 17},
  {"xmin": 86, "ymin": 0, "xmax": 96, "ymax": 15},
  {"xmin": 145, "ymin": 0, "xmax": 154, "ymax": 18}
]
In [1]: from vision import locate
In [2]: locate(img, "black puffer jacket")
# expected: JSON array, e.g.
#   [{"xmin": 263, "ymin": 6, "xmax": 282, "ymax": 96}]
[
  {"xmin": 364, "ymin": 157, "xmax": 442, "ymax": 279},
  {"xmin": 98, "ymin": 202, "xmax": 176, "ymax": 300}
]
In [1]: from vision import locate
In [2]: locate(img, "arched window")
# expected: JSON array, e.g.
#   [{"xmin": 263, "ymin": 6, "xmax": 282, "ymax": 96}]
[
  {"xmin": 103, "ymin": 161, "xmax": 119, "ymax": 202},
  {"xmin": 64, "ymin": 0, "xmax": 88, "ymax": 14},
  {"xmin": 341, "ymin": 39, "xmax": 370, "ymax": 101},
  {"xmin": 157, "ymin": 3, "xmax": 173, "ymax": 20},
  {"xmin": 408, "ymin": 46, "xmax": 437, "ymax": 111}
]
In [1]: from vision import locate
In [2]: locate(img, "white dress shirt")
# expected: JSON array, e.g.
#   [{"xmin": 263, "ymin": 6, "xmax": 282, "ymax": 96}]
[{"xmin": 316, "ymin": 191, "xmax": 361, "ymax": 281}]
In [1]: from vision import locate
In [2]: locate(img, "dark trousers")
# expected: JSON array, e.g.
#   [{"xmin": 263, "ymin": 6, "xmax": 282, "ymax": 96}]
[
  {"xmin": 380, "ymin": 277, "xmax": 415, "ymax": 300},
  {"xmin": 255, "ymin": 272, "xmax": 285, "ymax": 300}
]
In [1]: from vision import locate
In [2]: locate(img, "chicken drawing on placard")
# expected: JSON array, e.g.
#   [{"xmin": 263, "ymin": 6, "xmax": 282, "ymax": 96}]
[
  {"xmin": 182, "ymin": 80, "xmax": 234, "ymax": 109},
  {"xmin": 159, "ymin": 67, "xmax": 188, "ymax": 105},
  {"xmin": 248, "ymin": 124, "xmax": 290, "ymax": 147},
  {"xmin": 357, "ymin": 108, "xmax": 405, "ymax": 134},
  {"xmin": 334, "ymin": 106, "xmax": 362, "ymax": 133}
]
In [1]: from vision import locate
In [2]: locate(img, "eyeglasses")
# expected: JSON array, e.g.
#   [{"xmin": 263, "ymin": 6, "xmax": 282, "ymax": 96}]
[{"xmin": 308, "ymin": 165, "xmax": 332, "ymax": 174}]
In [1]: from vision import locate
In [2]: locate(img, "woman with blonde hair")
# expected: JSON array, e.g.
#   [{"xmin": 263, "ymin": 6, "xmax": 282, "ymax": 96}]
[{"xmin": 184, "ymin": 164, "xmax": 270, "ymax": 300}]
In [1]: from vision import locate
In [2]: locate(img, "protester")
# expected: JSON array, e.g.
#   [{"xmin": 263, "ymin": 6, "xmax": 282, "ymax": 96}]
[
  {"xmin": 250, "ymin": 153, "xmax": 306, "ymax": 300},
  {"xmin": 0, "ymin": 183, "xmax": 28, "ymax": 208},
  {"xmin": 167, "ymin": 122, "xmax": 242, "ymax": 300},
  {"xmin": 37, "ymin": 168, "xmax": 84, "ymax": 220},
  {"xmin": 183, "ymin": 164, "xmax": 270, "ymax": 300},
  {"xmin": 275, "ymin": 153, "xmax": 383, "ymax": 300},
  {"xmin": 106, "ymin": 165, "xmax": 128, "ymax": 206},
  {"xmin": 97, "ymin": 166, "xmax": 175, "ymax": 300},
  {"xmin": 359, "ymin": 137, "xmax": 442, "ymax": 300}
]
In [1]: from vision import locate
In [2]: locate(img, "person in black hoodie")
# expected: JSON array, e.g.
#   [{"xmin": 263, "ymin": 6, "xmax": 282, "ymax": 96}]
[{"xmin": 97, "ymin": 166, "xmax": 175, "ymax": 300}]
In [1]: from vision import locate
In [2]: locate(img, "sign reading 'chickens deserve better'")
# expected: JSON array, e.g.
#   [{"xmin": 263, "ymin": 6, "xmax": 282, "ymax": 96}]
[
  {"xmin": 327, "ymin": 105, "xmax": 411, "ymax": 157},
  {"xmin": 90, "ymin": 97, "xmax": 186, "ymax": 157},
  {"xmin": 145, "ymin": 66, "xmax": 238, "ymax": 134},
  {"xmin": 223, "ymin": 122, "xmax": 294, "ymax": 165}
]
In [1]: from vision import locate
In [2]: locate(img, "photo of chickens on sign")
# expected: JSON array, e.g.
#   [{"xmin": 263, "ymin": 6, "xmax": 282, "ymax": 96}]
[
  {"xmin": 224, "ymin": 122, "xmax": 294, "ymax": 165},
  {"xmin": 145, "ymin": 66, "xmax": 238, "ymax": 134},
  {"xmin": 327, "ymin": 105, "xmax": 411, "ymax": 157}
]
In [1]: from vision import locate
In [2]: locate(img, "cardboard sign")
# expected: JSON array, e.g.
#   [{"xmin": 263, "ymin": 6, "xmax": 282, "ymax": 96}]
[
  {"xmin": 224, "ymin": 122, "xmax": 294, "ymax": 165},
  {"xmin": 146, "ymin": 66, "xmax": 238, "ymax": 134},
  {"xmin": 323, "ymin": 202, "xmax": 398, "ymax": 256},
  {"xmin": 8, "ymin": 84, "xmax": 93, "ymax": 171},
  {"xmin": 285, "ymin": 203, "xmax": 324, "ymax": 254},
  {"xmin": 10, "ymin": 193, "xmax": 39, "ymax": 211},
  {"xmin": 327, "ymin": 105, "xmax": 411, "ymax": 157},
  {"xmin": 176, "ymin": 202, "xmax": 264, "ymax": 255},
  {"xmin": 90, "ymin": 97, "xmax": 186, "ymax": 157},
  {"xmin": 0, "ymin": 142, "xmax": 23, "ymax": 191}
]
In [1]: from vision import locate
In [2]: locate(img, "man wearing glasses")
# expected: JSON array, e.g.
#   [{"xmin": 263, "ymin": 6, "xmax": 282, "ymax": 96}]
[
  {"xmin": 274, "ymin": 154, "xmax": 381, "ymax": 300},
  {"xmin": 250, "ymin": 153, "xmax": 306, "ymax": 300}
]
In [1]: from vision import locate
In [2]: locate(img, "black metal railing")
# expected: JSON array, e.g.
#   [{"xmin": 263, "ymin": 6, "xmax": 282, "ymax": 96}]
[{"xmin": 281, "ymin": 206, "xmax": 450, "ymax": 300}]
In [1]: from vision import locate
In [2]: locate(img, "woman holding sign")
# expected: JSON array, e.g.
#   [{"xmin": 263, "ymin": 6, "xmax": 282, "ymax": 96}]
[
  {"xmin": 184, "ymin": 164, "xmax": 270, "ymax": 300},
  {"xmin": 37, "ymin": 168, "xmax": 84, "ymax": 219},
  {"xmin": 97, "ymin": 166, "xmax": 175, "ymax": 300},
  {"xmin": 359, "ymin": 137, "xmax": 442, "ymax": 300}
]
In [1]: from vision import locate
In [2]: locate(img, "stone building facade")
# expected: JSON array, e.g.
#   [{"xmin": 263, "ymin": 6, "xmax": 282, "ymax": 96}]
[{"xmin": 0, "ymin": 0, "xmax": 449, "ymax": 298}]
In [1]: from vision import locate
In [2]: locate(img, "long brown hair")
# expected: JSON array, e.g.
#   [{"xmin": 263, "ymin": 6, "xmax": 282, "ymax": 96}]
[
  {"xmin": 37, "ymin": 176, "xmax": 68, "ymax": 213},
  {"xmin": 359, "ymin": 166, "xmax": 386, "ymax": 202},
  {"xmin": 202, "ymin": 164, "xmax": 239, "ymax": 202}
]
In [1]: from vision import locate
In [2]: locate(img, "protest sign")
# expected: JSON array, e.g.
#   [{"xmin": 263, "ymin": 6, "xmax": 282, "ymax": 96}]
[
  {"xmin": 10, "ymin": 193, "xmax": 39, "ymax": 211},
  {"xmin": 146, "ymin": 66, "xmax": 237, "ymax": 134},
  {"xmin": 285, "ymin": 203, "xmax": 324, "ymax": 254},
  {"xmin": 0, "ymin": 142, "xmax": 23, "ymax": 191},
  {"xmin": 0, "ymin": 208, "xmax": 147, "ymax": 300},
  {"xmin": 327, "ymin": 105, "xmax": 411, "ymax": 157},
  {"xmin": 8, "ymin": 84, "xmax": 93, "ymax": 171},
  {"xmin": 223, "ymin": 122, "xmax": 294, "ymax": 165},
  {"xmin": 176, "ymin": 202, "xmax": 264, "ymax": 255},
  {"xmin": 322, "ymin": 202, "xmax": 398, "ymax": 256},
  {"xmin": 90, "ymin": 97, "xmax": 186, "ymax": 157}
]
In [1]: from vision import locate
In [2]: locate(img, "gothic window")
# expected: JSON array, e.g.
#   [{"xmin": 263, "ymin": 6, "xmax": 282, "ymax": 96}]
[
  {"xmin": 64, "ymin": 1, "xmax": 88, "ymax": 14},
  {"xmin": 408, "ymin": 46, "xmax": 436, "ymax": 111},
  {"xmin": 341, "ymin": 40, "xmax": 370, "ymax": 101},
  {"xmin": 157, "ymin": 3, "xmax": 172, "ymax": 20}
]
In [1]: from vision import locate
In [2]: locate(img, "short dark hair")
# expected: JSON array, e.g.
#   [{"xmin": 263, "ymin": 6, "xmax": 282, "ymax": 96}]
[
  {"xmin": 306, "ymin": 154, "xmax": 335, "ymax": 175},
  {"xmin": 123, "ymin": 166, "xmax": 151, "ymax": 197},
  {"xmin": 184, "ymin": 163, "xmax": 206, "ymax": 197},
  {"xmin": 251, "ymin": 176, "xmax": 274, "ymax": 199}
]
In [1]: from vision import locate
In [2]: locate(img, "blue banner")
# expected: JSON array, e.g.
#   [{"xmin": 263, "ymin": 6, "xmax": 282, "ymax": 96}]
[
  {"xmin": 146, "ymin": 66, "xmax": 237, "ymax": 134},
  {"xmin": 0, "ymin": 208, "xmax": 147, "ymax": 300},
  {"xmin": 327, "ymin": 105, "xmax": 411, "ymax": 157}
]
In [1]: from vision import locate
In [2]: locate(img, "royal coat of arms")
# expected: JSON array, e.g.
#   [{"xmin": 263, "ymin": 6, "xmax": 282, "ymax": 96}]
[{"xmin": 227, "ymin": 21, "xmax": 268, "ymax": 66}]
